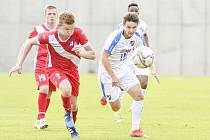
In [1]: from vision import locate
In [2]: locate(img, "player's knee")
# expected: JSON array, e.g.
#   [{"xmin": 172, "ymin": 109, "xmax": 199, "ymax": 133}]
[
  {"xmin": 111, "ymin": 106, "xmax": 120, "ymax": 112},
  {"xmin": 71, "ymin": 104, "xmax": 78, "ymax": 112},
  {"xmin": 47, "ymin": 92, "xmax": 52, "ymax": 98},
  {"xmin": 61, "ymin": 87, "xmax": 71, "ymax": 96},
  {"xmin": 140, "ymin": 81, "xmax": 148, "ymax": 89},
  {"xmin": 135, "ymin": 93, "xmax": 144, "ymax": 101},
  {"xmin": 39, "ymin": 85, "xmax": 49, "ymax": 93}
]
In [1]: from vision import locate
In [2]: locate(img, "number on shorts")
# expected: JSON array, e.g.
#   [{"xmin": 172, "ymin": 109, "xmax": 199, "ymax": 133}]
[
  {"xmin": 38, "ymin": 74, "xmax": 46, "ymax": 82},
  {"xmin": 106, "ymin": 95, "xmax": 111, "ymax": 101},
  {"xmin": 55, "ymin": 73, "xmax": 61, "ymax": 80}
]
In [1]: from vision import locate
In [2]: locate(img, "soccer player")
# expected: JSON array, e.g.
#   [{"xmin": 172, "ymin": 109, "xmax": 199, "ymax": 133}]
[
  {"xmin": 10, "ymin": 5, "xmax": 58, "ymax": 129},
  {"xmin": 98, "ymin": 12, "xmax": 147, "ymax": 137},
  {"xmin": 100, "ymin": 2, "xmax": 160, "ymax": 122},
  {"xmin": 9, "ymin": 11, "xmax": 96, "ymax": 138}
]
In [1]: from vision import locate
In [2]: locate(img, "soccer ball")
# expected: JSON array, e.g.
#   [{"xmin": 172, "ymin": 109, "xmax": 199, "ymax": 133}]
[{"xmin": 132, "ymin": 46, "xmax": 154, "ymax": 68}]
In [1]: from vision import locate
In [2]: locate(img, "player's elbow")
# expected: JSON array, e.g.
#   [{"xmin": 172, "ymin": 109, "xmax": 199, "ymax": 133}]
[{"xmin": 90, "ymin": 51, "xmax": 96, "ymax": 60}]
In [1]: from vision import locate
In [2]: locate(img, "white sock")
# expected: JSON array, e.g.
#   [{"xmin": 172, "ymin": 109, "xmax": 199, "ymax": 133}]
[
  {"xmin": 131, "ymin": 100, "xmax": 144, "ymax": 130},
  {"xmin": 141, "ymin": 89, "xmax": 147, "ymax": 96}
]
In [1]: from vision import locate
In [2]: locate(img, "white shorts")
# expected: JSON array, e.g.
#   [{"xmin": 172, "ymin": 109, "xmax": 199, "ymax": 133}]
[
  {"xmin": 135, "ymin": 67, "xmax": 150, "ymax": 76},
  {"xmin": 99, "ymin": 70, "xmax": 139, "ymax": 102}
]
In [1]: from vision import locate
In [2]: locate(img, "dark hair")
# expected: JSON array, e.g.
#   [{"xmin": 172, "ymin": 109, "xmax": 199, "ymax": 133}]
[
  {"xmin": 123, "ymin": 12, "xmax": 139, "ymax": 25},
  {"xmin": 128, "ymin": 3, "xmax": 139, "ymax": 10}
]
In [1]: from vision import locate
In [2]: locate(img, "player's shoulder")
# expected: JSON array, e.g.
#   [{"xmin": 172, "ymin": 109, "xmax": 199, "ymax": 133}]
[
  {"xmin": 105, "ymin": 29, "xmax": 123, "ymax": 45},
  {"xmin": 109, "ymin": 28, "xmax": 123, "ymax": 38},
  {"xmin": 34, "ymin": 24, "xmax": 47, "ymax": 33},
  {"xmin": 74, "ymin": 27, "xmax": 84, "ymax": 34}
]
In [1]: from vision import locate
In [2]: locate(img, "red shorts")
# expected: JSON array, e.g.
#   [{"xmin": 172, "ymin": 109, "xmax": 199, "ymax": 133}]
[
  {"xmin": 34, "ymin": 69, "xmax": 56, "ymax": 92},
  {"xmin": 47, "ymin": 68, "xmax": 80, "ymax": 96}
]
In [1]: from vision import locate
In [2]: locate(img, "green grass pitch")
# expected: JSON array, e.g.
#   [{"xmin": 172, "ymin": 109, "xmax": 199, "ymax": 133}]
[{"xmin": 0, "ymin": 73, "xmax": 210, "ymax": 140}]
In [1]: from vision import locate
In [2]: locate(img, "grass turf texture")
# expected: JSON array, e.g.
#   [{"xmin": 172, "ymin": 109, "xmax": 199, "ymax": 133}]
[{"xmin": 0, "ymin": 73, "xmax": 210, "ymax": 140}]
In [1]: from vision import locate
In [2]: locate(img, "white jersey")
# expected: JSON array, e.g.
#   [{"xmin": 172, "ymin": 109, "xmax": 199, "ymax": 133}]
[
  {"xmin": 98, "ymin": 28, "xmax": 144, "ymax": 79},
  {"xmin": 116, "ymin": 19, "xmax": 150, "ymax": 76}
]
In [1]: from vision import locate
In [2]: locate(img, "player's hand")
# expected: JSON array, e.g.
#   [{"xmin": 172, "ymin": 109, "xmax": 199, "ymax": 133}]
[
  {"xmin": 9, "ymin": 65, "xmax": 22, "ymax": 77},
  {"xmin": 151, "ymin": 71, "xmax": 160, "ymax": 84},
  {"xmin": 111, "ymin": 75, "xmax": 120, "ymax": 87},
  {"xmin": 72, "ymin": 45, "xmax": 85, "ymax": 56}
]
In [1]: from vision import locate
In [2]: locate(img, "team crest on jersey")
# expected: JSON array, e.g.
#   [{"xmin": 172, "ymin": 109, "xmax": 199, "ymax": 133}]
[
  {"xmin": 70, "ymin": 41, "xmax": 74, "ymax": 46},
  {"xmin": 130, "ymin": 40, "xmax": 135, "ymax": 46}
]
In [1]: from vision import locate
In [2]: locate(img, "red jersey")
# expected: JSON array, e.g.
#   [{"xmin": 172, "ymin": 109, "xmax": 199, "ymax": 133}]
[
  {"xmin": 38, "ymin": 27, "xmax": 88, "ymax": 72},
  {"xmin": 28, "ymin": 24, "xmax": 56, "ymax": 70}
]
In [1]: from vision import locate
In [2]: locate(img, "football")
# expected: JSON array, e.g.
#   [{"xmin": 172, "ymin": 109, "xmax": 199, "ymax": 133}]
[{"xmin": 132, "ymin": 46, "xmax": 154, "ymax": 68}]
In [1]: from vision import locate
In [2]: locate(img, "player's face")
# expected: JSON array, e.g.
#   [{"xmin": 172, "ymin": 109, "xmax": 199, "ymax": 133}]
[
  {"xmin": 45, "ymin": 8, "xmax": 57, "ymax": 24},
  {"xmin": 60, "ymin": 23, "xmax": 74, "ymax": 37},
  {"xmin": 123, "ymin": 21, "xmax": 138, "ymax": 39},
  {"xmin": 128, "ymin": 6, "xmax": 139, "ymax": 15}
]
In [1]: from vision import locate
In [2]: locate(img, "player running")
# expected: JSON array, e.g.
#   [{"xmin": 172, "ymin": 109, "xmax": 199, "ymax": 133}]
[
  {"xmin": 9, "ymin": 11, "xmax": 96, "ymax": 138},
  {"xmin": 98, "ymin": 12, "xmax": 147, "ymax": 137},
  {"xmin": 10, "ymin": 5, "xmax": 58, "ymax": 129}
]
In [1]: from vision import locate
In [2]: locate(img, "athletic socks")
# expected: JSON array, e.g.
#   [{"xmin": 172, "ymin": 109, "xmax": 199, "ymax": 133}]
[
  {"xmin": 61, "ymin": 95, "xmax": 71, "ymax": 112},
  {"xmin": 37, "ymin": 92, "xmax": 47, "ymax": 120},
  {"xmin": 45, "ymin": 98, "xmax": 51, "ymax": 112},
  {"xmin": 72, "ymin": 110, "xmax": 78, "ymax": 123},
  {"xmin": 131, "ymin": 100, "xmax": 144, "ymax": 130}
]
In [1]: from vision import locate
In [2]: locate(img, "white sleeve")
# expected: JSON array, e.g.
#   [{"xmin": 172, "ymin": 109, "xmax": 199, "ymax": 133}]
[{"xmin": 103, "ymin": 30, "xmax": 121, "ymax": 54}]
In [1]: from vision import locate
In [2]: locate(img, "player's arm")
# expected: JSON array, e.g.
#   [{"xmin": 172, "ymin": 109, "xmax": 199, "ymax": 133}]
[
  {"xmin": 9, "ymin": 37, "xmax": 39, "ymax": 76},
  {"xmin": 143, "ymin": 33, "xmax": 150, "ymax": 47},
  {"xmin": 143, "ymin": 33, "xmax": 160, "ymax": 84},
  {"xmin": 101, "ymin": 51, "xmax": 119, "ymax": 87},
  {"xmin": 73, "ymin": 42, "xmax": 96, "ymax": 60}
]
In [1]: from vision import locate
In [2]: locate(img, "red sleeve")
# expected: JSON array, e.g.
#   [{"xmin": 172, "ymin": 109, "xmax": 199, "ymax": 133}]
[
  {"xmin": 28, "ymin": 28, "xmax": 38, "ymax": 39},
  {"xmin": 38, "ymin": 32, "xmax": 49, "ymax": 44},
  {"xmin": 78, "ymin": 29, "xmax": 88, "ymax": 45}
]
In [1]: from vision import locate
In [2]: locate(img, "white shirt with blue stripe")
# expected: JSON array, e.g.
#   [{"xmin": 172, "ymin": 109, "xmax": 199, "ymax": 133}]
[{"xmin": 98, "ymin": 28, "xmax": 144, "ymax": 78}]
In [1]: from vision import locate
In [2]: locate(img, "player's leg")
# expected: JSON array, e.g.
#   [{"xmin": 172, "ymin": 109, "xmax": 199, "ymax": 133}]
[
  {"xmin": 99, "ymin": 78, "xmax": 121, "ymax": 112},
  {"xmin": 114, "ymin": 90, "xmax": 123, "ymax": 123},
  {"xmin": 120, "ymin": 71, "xmax": 147, "ymax": 137},
  {"xmin": 137, "ymin": 75, "xmax": 148, "ymax": 95},
  {"xmin": 136, "ymin": 68, "xmax": 150, "ymax": 95},
  {"xmin": 127, "ymin": 84, "xmax": 145, "ymax": 137},
  {"xmin": 71, "ymin": 96, "xmax": 78, "ymax": 123},
  {"xmin": 50, "ymin": 70, "xmax": 79, "ymax": 138},
  {"xmin": 45, "ymin": 81, "xmax": 56, "ymax": 112},
  {"xmin": 34, "ymin": 70, "xmax": 50, "ymax": 129}
]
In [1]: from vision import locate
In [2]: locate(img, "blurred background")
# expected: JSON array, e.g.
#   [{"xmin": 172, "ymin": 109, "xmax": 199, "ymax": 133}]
[{"xmin": 0, "ymin": 0, "xmax": 209, "ymax": 75}]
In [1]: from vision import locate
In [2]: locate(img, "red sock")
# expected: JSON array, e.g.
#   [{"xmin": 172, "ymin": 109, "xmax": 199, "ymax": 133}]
[
  {"xmin": 72, "ymin": 110, "xmax": 78, "ymax": 123},
  {"xmin": 45, "ymin": 98, "xmax": 51, "ymax": 112},
  {"xmin": 37, "ymin": 92, "xmax": 47, "ymax": 120},
  {"xmin": 61, "ymin": 95, "xmax": 71, "ymax": 112}
]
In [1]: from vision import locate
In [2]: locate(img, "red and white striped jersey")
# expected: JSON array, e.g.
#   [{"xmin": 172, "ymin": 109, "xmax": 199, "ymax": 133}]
[
  {"xmin": 28, "ymin": 24, "xmax": 56, "ymax": 70},
  {"xmin": 37, "ymin": 27, "xmax": 89, "ymax": 72}
]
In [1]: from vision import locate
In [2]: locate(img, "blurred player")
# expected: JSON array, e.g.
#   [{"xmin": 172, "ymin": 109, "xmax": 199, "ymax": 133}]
[
  {"xmin": 98, "ymin": 12, "xmax": 147, "ymax": 137},
  {"xmin": 10, "ymin": 5, "xmax": 58, "ymax": 129},
  {"xmin": 100, "ymin": 2, "xmax": 160, "ymax": 122},
  {"xmin": 9, "ymin": 11, "xmax": 96, "ymax": 138}
]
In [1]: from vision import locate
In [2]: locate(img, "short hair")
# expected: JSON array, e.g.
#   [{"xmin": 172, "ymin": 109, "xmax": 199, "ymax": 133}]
[
  {"xmin": 128, "ymin": 3, "xmax": 139, "ymax": 10},
  {"xmin": 44, "ymin": 5, "xmax": 57, "ymax": 15},
  {"xmin": 123, "ymin": 12, "xmax": 139, "ymax": 25},
  {"xmin": 58, "ymin": 11, "xmax": 75, "ymax": 26}
]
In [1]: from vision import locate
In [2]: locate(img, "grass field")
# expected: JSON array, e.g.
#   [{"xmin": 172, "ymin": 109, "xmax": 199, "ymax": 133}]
[{"xmin": 0, "ymin": 73, "xmax": 210, "ymax": 140}]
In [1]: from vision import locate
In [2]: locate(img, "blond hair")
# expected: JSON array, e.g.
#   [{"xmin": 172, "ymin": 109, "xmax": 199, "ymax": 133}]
[{"xmin": 58, "ymin": 11, "xmax": 75, "ymax": 26}]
